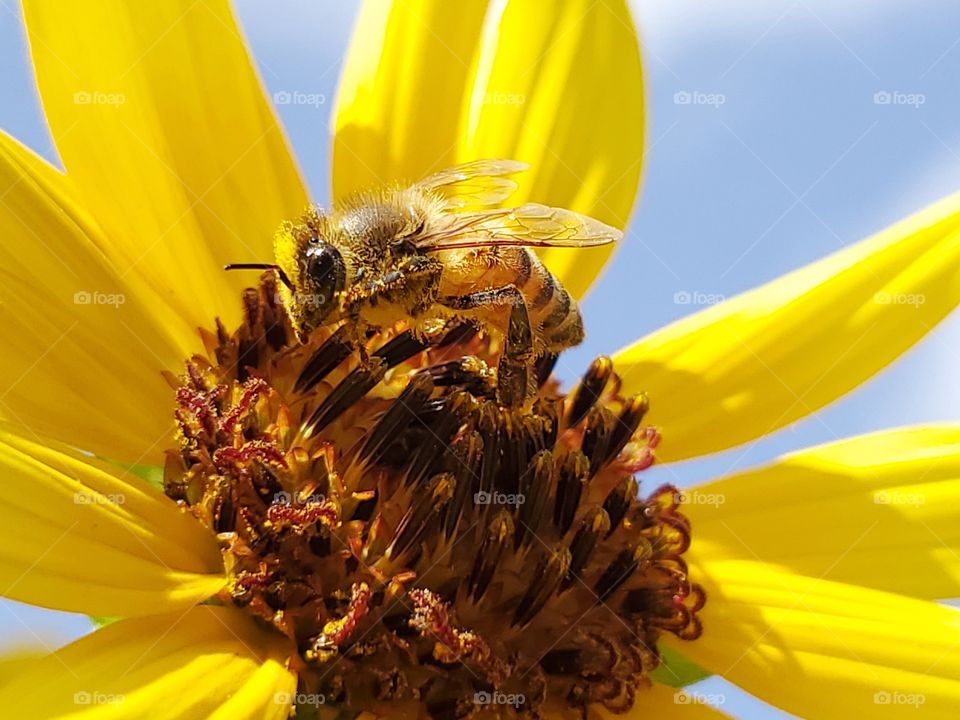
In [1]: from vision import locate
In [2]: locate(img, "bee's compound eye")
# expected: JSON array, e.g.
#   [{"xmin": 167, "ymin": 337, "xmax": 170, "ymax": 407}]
[
  {"xmin": 303, "ymin": 243, "xmax": 346, "ymax": 304},
  {"xmin": 305, "ymin": 244, "xmax": 333, "ymax": 279}
]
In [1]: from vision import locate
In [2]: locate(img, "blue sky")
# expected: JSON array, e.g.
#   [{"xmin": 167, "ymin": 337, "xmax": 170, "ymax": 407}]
[{"xmin": 1, "ymin": 1, "xmax": 959, "ymax": 717}]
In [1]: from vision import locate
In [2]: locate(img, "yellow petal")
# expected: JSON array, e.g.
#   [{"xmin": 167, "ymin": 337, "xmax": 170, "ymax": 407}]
[
  {"xmin": 0, "ymin": 131, "xmax": 186, "ymax": 463},
  {"xmin": 686, "ymin": 425, "xmax": 960, "ymax": 599},
  {"xmin": 333, "ymin": 0, "xmax": 644, "ymax": 299},
  {"xmin": 615, "ymin": 191, "xmax": 960, "ymax": 462},
  {"xmin": 0, "ymin": 606, "xmax": 296, "ymax": 720},
  {"xmin": 22, "ymin": 0, "xmax": 308, "ymax": 334},
  {"xmin": 0, "ymin": 424, "xmax": 224, "ymax": 617},
  {"xmin": 459, "ymin": 0, "xmax": 645, "ymax": 298},
  {"xmin": 333, "ymin": 0, "xmax": 491, "ymax": 196},
  {"xmin": 0, "ymin": 646, "xmax": 55, "ymax": 685},
  {"xmin": 670, "ymin": 559, "xmax": 960, "ymax": 719}
]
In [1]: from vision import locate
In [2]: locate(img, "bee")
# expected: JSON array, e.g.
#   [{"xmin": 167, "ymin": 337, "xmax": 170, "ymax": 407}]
[{"xmin": 227, "ymin": 160, "xmax": 621, "ymax": 406}]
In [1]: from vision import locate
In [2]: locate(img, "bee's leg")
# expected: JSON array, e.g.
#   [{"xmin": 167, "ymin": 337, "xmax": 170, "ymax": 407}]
[
  {"xmin": 440, "ymin": 286, "xmax": 535, "ymax": 407},
  {"xmin": 345, "ymin": 256, "xmax": 442, "ymax": 330},
  {"xmin": 499, "ymin": 294, "xmax": 536, "ymax": 407}
]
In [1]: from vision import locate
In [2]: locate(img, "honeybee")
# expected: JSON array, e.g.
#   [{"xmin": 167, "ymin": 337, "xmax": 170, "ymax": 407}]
[{"xmin": 227, "ymin": 160, "xmax": 621, "ymax": 406}]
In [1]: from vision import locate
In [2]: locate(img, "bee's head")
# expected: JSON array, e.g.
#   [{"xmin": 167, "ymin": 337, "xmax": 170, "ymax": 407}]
[
  {"xmin": 263, "ymin": 199, "xmax": 423, "ymax": 343},
  {"xmin": 271, "ymin": 212, "xmax": 349, "ymax": 342}
]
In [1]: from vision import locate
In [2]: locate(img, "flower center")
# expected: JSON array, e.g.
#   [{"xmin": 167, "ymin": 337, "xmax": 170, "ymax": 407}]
[{"xmin": 164, "ymin": 276, "xmax": 704, "ymax": 719}]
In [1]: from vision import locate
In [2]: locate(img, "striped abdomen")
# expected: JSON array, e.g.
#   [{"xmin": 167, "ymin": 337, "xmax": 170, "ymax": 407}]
[
  {"xmin": 513, "ymin": 248, "xmax": 585, "ymax": 353},
  {"xmin": 439, "ymin": 245, "xmax": 586, "ymax": 355}
]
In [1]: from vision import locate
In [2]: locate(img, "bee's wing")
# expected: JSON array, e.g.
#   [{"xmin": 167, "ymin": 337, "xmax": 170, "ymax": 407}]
[
  {"xmin": 416, "ymin": 203, "xmax": 622, "ymax": 251},
  {"xmin": 415, "ymin": 159, "xmax": 528, "ymax": 209}
]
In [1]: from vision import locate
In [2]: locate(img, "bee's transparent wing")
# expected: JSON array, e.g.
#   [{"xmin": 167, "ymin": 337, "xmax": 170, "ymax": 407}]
[
  {"xmin": 415, "ymin": 159, "xmax": 528, "ymax": 209},
  {"xmin": 417, "ymin": 203, "xmax": 622, "ymax": 250}
]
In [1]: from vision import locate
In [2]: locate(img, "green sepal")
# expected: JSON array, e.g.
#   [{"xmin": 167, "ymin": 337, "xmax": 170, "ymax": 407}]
[
  {"xmin": 111, "ymin": 462, "xmax": 165, "ymax": 491},
  {"xmin": 88, "ymin": 616, "xmax": 118, "ymax": 628},
  {"xmin": 649, "ymin": 645, "xmax": 712, "ymax": 687}
]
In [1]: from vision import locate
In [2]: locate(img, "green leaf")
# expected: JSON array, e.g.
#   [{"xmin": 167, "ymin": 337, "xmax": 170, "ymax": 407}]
[{"xmin": 650, "ymin": 645, "xmax": 712, "ymax": 687}]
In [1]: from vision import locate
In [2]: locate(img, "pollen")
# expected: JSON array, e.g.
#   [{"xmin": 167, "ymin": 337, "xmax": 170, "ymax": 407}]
[{"xmin": 164, "ymin": 275, "xmax": 704, "ymax": 719}]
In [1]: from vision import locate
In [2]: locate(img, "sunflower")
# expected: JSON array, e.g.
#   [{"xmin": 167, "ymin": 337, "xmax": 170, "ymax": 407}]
[{"xmin": 0, "ymin": 1, "xmax": 958, "ymax": 718}]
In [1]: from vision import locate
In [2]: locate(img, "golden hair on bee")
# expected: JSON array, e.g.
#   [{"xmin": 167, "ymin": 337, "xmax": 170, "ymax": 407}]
[{"xmin": 229, "ymin": 159, "xmax": 622, "ymax": 406}]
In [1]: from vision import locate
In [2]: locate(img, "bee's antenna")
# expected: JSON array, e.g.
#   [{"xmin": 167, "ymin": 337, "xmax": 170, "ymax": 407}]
[{"xmin": 224, "ymin": 262, "xmax": 293, "ymax": 290}]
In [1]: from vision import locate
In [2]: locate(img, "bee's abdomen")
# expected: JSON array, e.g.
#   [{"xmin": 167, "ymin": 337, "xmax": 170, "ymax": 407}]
[{"xmin": 521, "ymin": 250, "xmax": 584, "ymax": 352}]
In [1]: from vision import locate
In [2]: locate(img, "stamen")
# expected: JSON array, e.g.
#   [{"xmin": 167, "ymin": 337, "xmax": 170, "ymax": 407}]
[
  {"xmin": 512, "ymin": 546, "xmax": 571, "ymax": 627},
  {"xmin": 358, "ymin": 372, "xmax": 435, "ymax": 466},
  {"xmin": 467, "ymin": 511, "xmax": 514, "ymax": 602},
  {"xmin": 164, "ymin": 277, "xmax": 704, "ymax": 718},
  {"xmin": 567, "ymin": 356, "xmax": 613, "ymax": 427},
  {"xmin": 374, "ymin": 329, "xmax": 431, "ymax": 367},
  {"xmin": 306, "ymin": 581, "xmax": 372, "ymax": 662},
  {"xmin": 408, "ymin": 588, "xmax": 503, "ymax": 682},
  {"xmin": 603, "ymin": 476, "xmax": 639, "ymax": 537},
  {"xmin": 294, "ymin": 325, "xmax": 354, "ymax": 393},
  {"xmin": 553, "ymin": 451, "xmax": 589, "ymax": 534},
  {"xmin": 304, "ymin": 357, "xmax": 387, "ymax": 435},
  {"xmin": 562, "ymin": 508, "xmax": 610, "ymax": 590}
]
